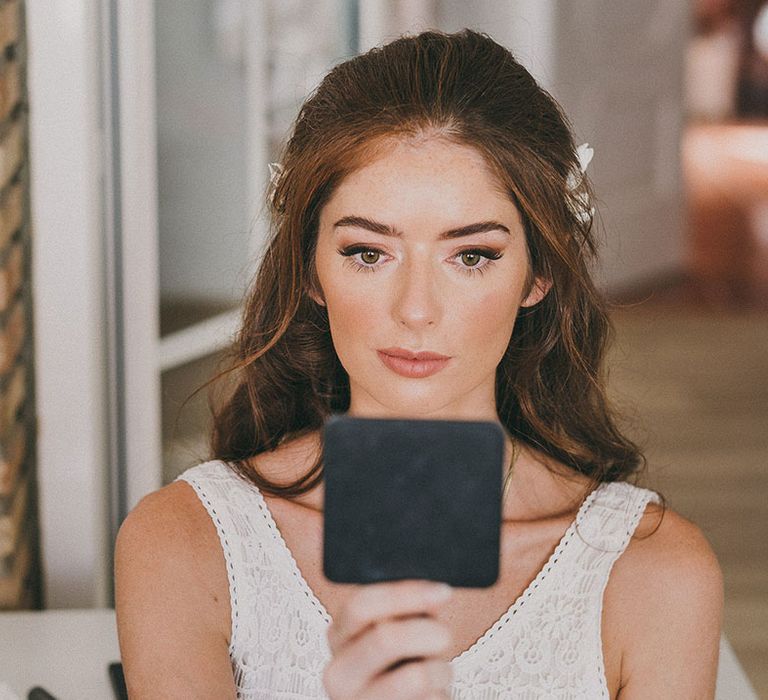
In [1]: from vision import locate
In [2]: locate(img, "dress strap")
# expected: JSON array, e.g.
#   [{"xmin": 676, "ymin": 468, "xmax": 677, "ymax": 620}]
[
  {"xmin": 574, "ymin": 480, "xmax": 662, "ymax": 557},
  {"xmin": 175, "ymin": 460, "xmax": 256, "ymax": 657}
]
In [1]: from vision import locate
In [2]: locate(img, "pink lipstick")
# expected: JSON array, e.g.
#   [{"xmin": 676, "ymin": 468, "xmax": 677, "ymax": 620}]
[{"xmin": 377, "ymin": 347, "xmax": 451, "ymax": 378}]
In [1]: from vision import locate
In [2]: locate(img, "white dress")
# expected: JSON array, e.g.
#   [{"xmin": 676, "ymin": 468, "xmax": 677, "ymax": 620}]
[{"xmin": 176, "ymin": 459, "xmax": 660, "ymax": 699}]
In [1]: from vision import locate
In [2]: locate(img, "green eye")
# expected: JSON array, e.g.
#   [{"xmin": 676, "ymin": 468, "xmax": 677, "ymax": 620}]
[
  {"xmin": 361, "ymin": 250, "xmax": 380, "ymax": 264},
  {"xmin": 461, "ymin": 252, "xmax": 481, "ymax": 267}
]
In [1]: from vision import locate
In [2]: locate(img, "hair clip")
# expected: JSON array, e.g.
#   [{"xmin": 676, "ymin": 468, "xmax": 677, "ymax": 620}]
[
  {"xmin": 268, "ymin": 162, "xmax": 283, "ymax": 185},
  {"xmin": 566, "ymin": 143, "xmax": 595, "ymax": 225},
  {"xmin": 268, "ymin": 162, "xmax": 284, "ymax": 207}
]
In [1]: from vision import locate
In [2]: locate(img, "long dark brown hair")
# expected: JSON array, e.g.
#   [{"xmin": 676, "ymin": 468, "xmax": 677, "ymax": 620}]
[{"xmin": 208, "ymin": 29, "xmax": 651, "ymax": 501}]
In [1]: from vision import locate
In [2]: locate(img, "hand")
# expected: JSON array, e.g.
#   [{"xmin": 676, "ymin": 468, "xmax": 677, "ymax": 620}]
[{"xmin": 323, "ymin": 579, "xmax": 455, "ymax": 699}]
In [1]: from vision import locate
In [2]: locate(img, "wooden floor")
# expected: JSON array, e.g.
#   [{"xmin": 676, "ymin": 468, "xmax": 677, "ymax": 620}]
[{"xmin": 607, "ymin": 289, "xmax": 767, "ymax": 695}]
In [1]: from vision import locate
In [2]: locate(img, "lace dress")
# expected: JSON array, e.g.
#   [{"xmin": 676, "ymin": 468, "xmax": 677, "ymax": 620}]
[{"xmin": 176, "ymin": 460, "xmax": 660, "ymax": 699}]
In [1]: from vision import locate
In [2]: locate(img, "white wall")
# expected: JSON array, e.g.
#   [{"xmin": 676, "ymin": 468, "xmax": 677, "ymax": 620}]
[
  {"xmin": 155, "ymin": 0, "xmax": 251, "ymax": 307},
  {"xmin": 550, "ymin": 1, "xmax": 689, "ymax": 290}
]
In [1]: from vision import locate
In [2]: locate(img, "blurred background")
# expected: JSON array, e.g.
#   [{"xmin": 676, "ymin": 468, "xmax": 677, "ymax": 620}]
[{"xmin": 0, "ymin": 0, "xmax": 765, "ymax": 694}]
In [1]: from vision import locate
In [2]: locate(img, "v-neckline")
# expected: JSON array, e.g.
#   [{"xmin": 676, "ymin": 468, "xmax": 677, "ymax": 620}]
[{"xmin": 252, "ymin": 479, "xmax": 605, "ymax": 665}]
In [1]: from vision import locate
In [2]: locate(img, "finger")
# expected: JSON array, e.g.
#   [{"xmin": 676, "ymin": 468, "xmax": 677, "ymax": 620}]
[
  {"xmin": 360, "ymin": 658, "xmax": 454, "ymax": 700},
  {"xmin": 327, "ymin": 579, "xmax": 452, "ymax": 653},
  {"xmin": 324, "ymin": 616, "xmax": 452, "ymax": 699}
]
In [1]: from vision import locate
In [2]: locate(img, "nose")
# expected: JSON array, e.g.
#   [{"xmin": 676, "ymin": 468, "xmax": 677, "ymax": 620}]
[{"xmin": 391, "ymin": 255, "xmax": 442, "ymax": 329}]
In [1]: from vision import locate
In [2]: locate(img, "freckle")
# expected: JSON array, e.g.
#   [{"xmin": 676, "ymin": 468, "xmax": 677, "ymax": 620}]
[{"xmin": 213, "ymin": 595, "xmax": 219, "ymax": 603}]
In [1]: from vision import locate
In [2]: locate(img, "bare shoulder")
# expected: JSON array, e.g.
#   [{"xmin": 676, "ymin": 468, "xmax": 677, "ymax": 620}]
[
  {"xmin": 115, "ymin": 479, "xmax": 230, "ymax": 621},
  {"xmin": 116, "ymin": 481, "xmax": 225, "ymax": 590},
  {"xmin": 114, "ymin": 480, "xmax": 235, "ymax": 698},
  {"xmin": 118, "ymin": 479, "xmax": 217, "ymax": 546},
  {"xmin": 605, "ymin": 498, "xmax": 724, "ymax": 698},
  {"xmin": 616, "ymin": 499, "xmax": 723, "ymax": 599}
]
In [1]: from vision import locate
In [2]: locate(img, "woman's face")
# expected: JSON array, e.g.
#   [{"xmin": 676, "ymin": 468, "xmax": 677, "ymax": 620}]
[{"xmin": 314, "ymin": 136, "xmax": 549, "ymax": 420}]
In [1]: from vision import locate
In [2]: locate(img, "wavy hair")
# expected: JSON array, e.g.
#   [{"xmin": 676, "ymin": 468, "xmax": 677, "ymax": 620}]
[{"xmin": 207, "ymin": 29, "xmax": 650, "ymax": 500}]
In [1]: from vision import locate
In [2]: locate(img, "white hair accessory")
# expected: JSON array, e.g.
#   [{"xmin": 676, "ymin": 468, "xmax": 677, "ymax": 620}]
[
  {"xmin": 268, "ymin": 161, "xmax": 283, "ymax": 185},
  {"xmin": 575, "ymin": 143, "xmax": 594, "ymax": 178},
  {"xmin": 566, "ymin": 143, "xmax": 595, "ymax": 225},
  {"xmin": 268, "ymin": 162, "xmax": 284, "ymax": 206}
]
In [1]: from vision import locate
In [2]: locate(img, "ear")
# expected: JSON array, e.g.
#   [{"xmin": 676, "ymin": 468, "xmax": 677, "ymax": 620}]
[
  {"xmin": 309, "ymin": 288, "xmax": 326, "ymax": 307},
  {"xmin": 307, "ymin": 276, "xmax": 326, "ymax": 307},
  {"xmin": 306, "ymin": 261, "xmax": 327, "ymax": 307},
  {"xmin": 520, "ymin": 276, "xmax": 551, "ymax": 308}
]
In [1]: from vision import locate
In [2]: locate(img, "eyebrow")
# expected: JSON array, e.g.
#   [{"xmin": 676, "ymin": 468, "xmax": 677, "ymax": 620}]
[{"xmin": 332, "ymin": 215, "xmax": 511, "ymax": 239}]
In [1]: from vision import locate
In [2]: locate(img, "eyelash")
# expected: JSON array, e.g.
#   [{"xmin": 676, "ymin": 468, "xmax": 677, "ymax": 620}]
[{"xmin": 338, "ymin": 245, "xmax": 503, "ymax": 277}]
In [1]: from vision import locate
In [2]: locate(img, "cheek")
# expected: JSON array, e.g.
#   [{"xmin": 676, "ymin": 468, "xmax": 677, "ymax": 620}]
[
  {"xmin": 455, "ymin": 282, "xmax": 523, "ymax": 338},
  {"xmin": 323, "ymin": 286, "xmax": 382, "ymax": 356},
  {"xmin": 314, "ymin": 248, "xmax": 382, "ymax": 355}
]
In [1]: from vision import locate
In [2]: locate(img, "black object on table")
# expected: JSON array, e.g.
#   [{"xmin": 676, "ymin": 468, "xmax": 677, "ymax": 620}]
[
  {"xmin": 108, "ymin": 662, "xmax": 128, "ymax": 700},
  {"xmin": 27, "ymin": 689, "xmax": 56, "ymax": 700},
  {"xmin": 21, "ymin": 662, "xmax": 126, "ymax": 700}
]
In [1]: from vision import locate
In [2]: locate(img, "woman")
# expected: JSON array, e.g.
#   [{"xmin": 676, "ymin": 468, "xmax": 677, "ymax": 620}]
[{"xmin": 115, "ymin": 29, "xmax": 723, "ymax": 698}]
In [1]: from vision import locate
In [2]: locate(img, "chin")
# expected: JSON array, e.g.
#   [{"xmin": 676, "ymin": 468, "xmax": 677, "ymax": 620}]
[{"xmin": 351, "ymin": 388, "xmax": 473, "ymax": 420}]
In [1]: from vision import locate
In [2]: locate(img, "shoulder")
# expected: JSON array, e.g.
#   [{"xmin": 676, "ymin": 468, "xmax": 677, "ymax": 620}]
[
  {"xmin": 614, "ymin": 498, "xmax": 723, "ymax": 604},
  {"xmin": 117, "ymin": 478, "xmax": 219, "ymax": 550},
  {"xmin": 115, "ymin": 478, "xmax": 228, "ymax": 609},
  {"xmin": 115, "ymin": 480, "xmax": 234, "ymax": 697},
  {"xmin": 605, "ymin": 498, "xmax": 724, "ymax": 697}
]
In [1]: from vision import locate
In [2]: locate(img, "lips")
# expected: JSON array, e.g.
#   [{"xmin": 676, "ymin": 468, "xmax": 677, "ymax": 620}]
[
  {"xmin": 378, "ymin": 347, "xmax": 450, "ymax": 361},
  {"xmin": 377, "ymin": 347, "xmax": 452, "ymax": 378}
]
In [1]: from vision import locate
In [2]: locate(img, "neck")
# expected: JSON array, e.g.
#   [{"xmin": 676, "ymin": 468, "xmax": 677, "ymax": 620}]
[{"xmin": 263, "ymin": 426, "xmax": 590, "ymax": 521}]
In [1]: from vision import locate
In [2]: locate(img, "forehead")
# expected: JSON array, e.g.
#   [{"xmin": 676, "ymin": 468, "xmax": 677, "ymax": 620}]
[{"xmin": 322, "ymin": 135, "xmax": 517, "ymax": 221}]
